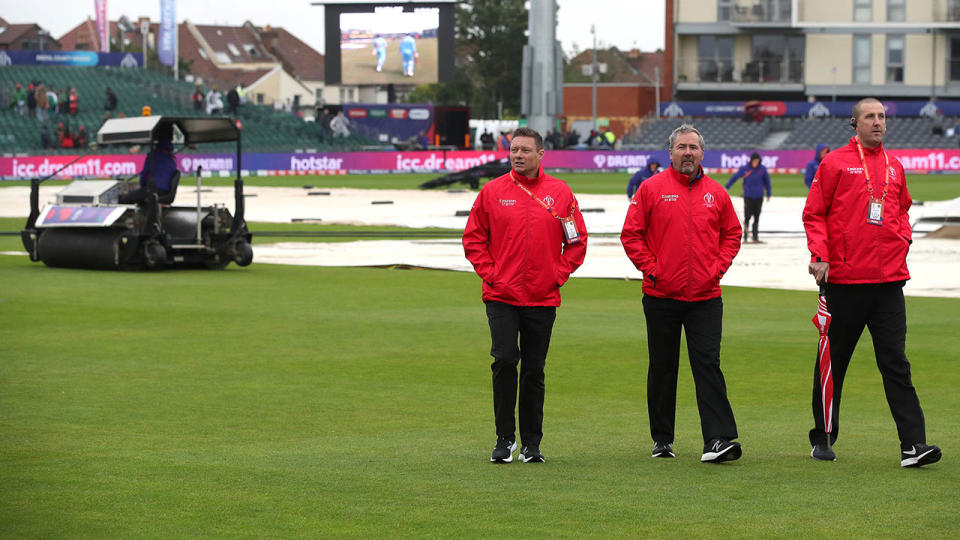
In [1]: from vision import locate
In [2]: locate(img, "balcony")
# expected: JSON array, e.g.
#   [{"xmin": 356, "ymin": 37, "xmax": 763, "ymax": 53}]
[
  {"xmin": 678, "ymin": 58, "xmax": 804, "ymax": 86},
  {"xmin": 730, "ymin": 0, "xmax": 793, "ymax": 26},
  {"xmin": 935, "ymin": 0, "xmax": 960, "ymax": 23}
]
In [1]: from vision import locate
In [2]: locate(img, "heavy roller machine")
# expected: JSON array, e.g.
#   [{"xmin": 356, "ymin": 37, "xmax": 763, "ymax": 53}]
[{"xmin": 21, "ymin": 116, "xmax": 253, "ymax": 270}]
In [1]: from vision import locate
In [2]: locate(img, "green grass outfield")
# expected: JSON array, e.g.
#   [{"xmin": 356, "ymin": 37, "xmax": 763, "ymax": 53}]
[
  {"xmin": 4, "ymin": 172, "xmax": 960, "ymax": 200},
  {"xmin": 1, "ymin": 258, "xmax": 958, "ymax": 537}
]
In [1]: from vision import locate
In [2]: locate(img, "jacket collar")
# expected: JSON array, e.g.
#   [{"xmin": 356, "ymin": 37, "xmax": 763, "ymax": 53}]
[
  {"xmin": 851, "ymin": 135, "xmax": 884, "ymax": 155},
  {"xmin": 510, "ymin": 165, "xmax": 544, "ymax": 185},
  {"xmin": 666, "ymin": 164, "xmax": 704, "ymax": 186}
]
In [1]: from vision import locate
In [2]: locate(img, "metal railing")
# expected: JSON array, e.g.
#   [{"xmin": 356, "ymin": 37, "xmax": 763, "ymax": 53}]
[
  {"xmin": 933, "ymin": 0, "xmax": 960, "ymax": 22},
  {"xmin": 679, "ymin": 58, "xmax": 803, "ymax": 84},
  {"xmin": 730, "ymin": 0, "xmax": 792, "ymax": 24}
]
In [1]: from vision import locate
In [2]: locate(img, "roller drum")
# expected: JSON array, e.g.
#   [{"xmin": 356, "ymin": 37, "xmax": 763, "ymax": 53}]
[{"xmin": 36, "ymin": 228, "xmax": 135, "ymax": 270}]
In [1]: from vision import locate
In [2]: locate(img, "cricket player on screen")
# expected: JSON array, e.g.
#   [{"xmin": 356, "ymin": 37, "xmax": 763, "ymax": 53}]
[
  {"xmin": 400, "ymin": 34, "xmax": 418, "ymax": 77},
  {"xmin": 372, "ymin": 36, "xmax": 388, "ymax": 72}
]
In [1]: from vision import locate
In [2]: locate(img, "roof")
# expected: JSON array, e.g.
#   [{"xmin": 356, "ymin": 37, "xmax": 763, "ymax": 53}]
[
  {"xmin": 259, "ymin": 26, "xmax": 325, "ymax": 82},
  {"xmin": 192, "ymin": 24, "xmax": 272, "ymax": 64},
  {"xmin": 59, "ymin": 18, "xmax": 156, "ymax": 51},
  {"xmin": 565, "ymin": 47, "xmax": 664, "ymax": 85},
  {"xmin": 0, "ymin": 21, "xmax": 53, "ymax": 48}
]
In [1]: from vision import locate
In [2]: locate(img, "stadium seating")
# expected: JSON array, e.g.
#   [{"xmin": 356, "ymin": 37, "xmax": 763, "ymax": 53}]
[
  {"xmin": 623, "ymin": 117, "xmax": 771, "ymax": 150},
  {"xmin": 1, "ymin": 65, "xmax": 381, "ymax": 155},
  {"xmin": 624, "ymin": 115, "xmax": 960, "ymax": 151},
  {"xmin": 778, "ymin": 116, "xmax": 960, "ymax": 150}
]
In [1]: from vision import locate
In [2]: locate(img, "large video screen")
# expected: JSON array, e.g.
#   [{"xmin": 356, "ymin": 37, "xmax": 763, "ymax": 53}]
[
  {"xmin": 341, "ymin": 8, "xmax": 438, "ymax": 84},
  {"xmin": 324, "ymin": 1, "xmax": 456, "ymax": 86}
]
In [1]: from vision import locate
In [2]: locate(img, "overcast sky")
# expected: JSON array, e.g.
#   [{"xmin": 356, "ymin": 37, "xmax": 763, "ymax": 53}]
[{"xmin": 1, "ymin": 0, "xmax": 663, "ymax": 56}]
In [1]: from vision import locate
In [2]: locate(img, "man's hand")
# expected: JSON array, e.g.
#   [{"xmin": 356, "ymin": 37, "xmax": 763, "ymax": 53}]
[{"xmin": 808, "ymin": 261, "xmax": 829, "ymax": 284}]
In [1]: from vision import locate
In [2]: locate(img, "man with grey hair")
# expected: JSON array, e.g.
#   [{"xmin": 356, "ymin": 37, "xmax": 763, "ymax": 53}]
[{"xmin": 621, "ymin": 124, "xmax": 744, "ymax": 463}]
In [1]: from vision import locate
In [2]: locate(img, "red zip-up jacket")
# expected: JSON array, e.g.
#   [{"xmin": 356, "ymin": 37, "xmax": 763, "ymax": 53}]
[
  {"xmin": 621, "ymin": 166, "xmax": 742, "ymax": 302},
  {"xmin": 462, "ymin": 166, "xmax": 588, "ymax": 307},
  {"xmin": 803, "ymin": 136, "xmax": 911, "ymax": 284}
]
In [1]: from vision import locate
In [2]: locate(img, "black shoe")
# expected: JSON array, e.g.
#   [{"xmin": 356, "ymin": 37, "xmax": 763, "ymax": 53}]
[
  {"xmin": 701, "ymin": 438, "xmax": 742, "ymax": 463},
  {"xmin": 901, "ymin": 443, "xmax": 942, "ymax": 468},
  {"xmin": 811, "ymin": 443, "xmax": 836, "ymax": 461},
  {"xmin": 519, "ymin": 445, "xmax": 545, "ymax": 463},
  {"xmin": 490, "ymin": 436, "xmax": 517, "ymax": 463},
  {"xmin": 652, "ymin": 441, "xmax": 675, "ymax": 458}
]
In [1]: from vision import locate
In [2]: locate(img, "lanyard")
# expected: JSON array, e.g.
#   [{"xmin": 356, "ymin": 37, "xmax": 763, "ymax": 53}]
[
  {"xmin": 510, "ymin": 170, "xmax": 562, "ymax": 219},
  {"xmin": 854, "ymin": 136, "xmax": 889, "ymax": 202}
]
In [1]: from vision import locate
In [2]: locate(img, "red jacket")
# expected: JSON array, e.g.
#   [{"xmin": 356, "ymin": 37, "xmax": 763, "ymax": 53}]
[
  {"xmin": 463, "ymin": 167, "xmax": 588, "ymax": 307},
  {"xmin": 803, "ymin": 136, "xmax": 911, "ymax": 284},
  {"xmin": 621, "ymin": 166, "xmax": 742, "ymax": 302}
]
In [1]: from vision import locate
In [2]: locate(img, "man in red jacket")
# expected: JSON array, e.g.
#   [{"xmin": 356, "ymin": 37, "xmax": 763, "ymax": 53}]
[
  {"xmin": 621, "ymin": 125, "xmax": 743, "ymax": 463},
  {"xmin": 803, "ymin": 97, "xmax": 940, "ymax": 467},
  {"xmin": 463, "ymin": 127, "xmax": 588, "ymax": 464}
]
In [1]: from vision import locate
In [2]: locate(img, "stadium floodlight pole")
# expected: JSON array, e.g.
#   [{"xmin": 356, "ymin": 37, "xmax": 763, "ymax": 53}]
[
  {"xmin": 831, "ymin": 66, "xmax": 836, "ymax": 102},
  {"xmin": 174, "ymin": 21, "xmax": 179, "ymax": 81},
  {"xmin": 591, "ymin": 24, "xmax": 597, "ymax": 132},
  {"xmin": 655, "ymin": 66, "xmax": 661, "ymax": 120},
  {"xmin": 141, "ymin": 19, "xmax": 149, "ymax": 71},
  {"xmin": 931, "ymin": 29, "xmax": 937, "ymax": 101}
]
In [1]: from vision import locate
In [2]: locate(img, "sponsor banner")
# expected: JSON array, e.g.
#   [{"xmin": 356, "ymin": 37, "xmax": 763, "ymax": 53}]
[
  {"xmin": 0, "ymin": 50, "xmax": 143, "ymax": 67},
  {"xmin": 158, "ymin": 0, "xmax": 176, "ymax": 67},
  {"xmin": 95, "ymin": 0, "xmax": 108, "ymax": 53},
  {"xmin": 0, "ymin": 155, "xmax": 144, "ymax": 180},
  {"xmin": 6, "ymin": 149, "xmax": 960, "ymax": 179},
  {"xmin": 179, "ymin": 151, "xmax": 505, "ymax": 174},
  {"xmin": 661, "ymin": 100, "xmax": 957, "ymax": 118},
  {"xmin": 341, "ymin": 103, "xmax": 434, "ymax": 143},
  {"xmin": 36, "ymin": 204, "xmax": 127, "ymax": 227}
]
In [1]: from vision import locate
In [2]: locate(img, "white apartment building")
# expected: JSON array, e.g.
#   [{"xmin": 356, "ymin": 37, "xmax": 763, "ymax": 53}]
[{"xmin": 669, "ymin": 0, "xmax": 960, "ymax": 100}]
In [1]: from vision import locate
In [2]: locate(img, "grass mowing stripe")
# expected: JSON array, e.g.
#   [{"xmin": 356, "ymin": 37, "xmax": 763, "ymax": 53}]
[
  {"xmin": 4, "ymin": 172, "xmax": 959, "ymax": 199},
  {"xmin": 0, "ymin": 257, "xmax": 957, "ymax": 536}
]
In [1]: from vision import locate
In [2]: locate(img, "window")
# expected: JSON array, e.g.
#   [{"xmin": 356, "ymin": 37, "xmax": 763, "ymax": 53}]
[
  {"xmin": 215, "ymin": 51, "xmax": 231, "ymax": 64},
  {"xmin": 198, "ymin": 48, "xmax": 208, "ymax": 60},
  {"xmin": 227, "ymin": 43, "xmax": 241, "ymax": 57},
  {"xmin": 748, "ymin": 35, "xmax": 804, "ymax": 82},
  {"xmin": 950, "ymin": 37, "xmax": 960, "ymax": 81},
  {"xmin": 717, "ymin": 0, "xmax": 732, "ymax": 21},
  {"xmin": 951, "ymin": 0, "xmax": 960, "ymax": 22},
  {"xmin": 853, "ymin": 35, "xmax": 871, "ymax": 84},
  {"xmin": 887, "ymin": 0, "xmax": 905, "ymax": 21},
  {"xmin": 244, "ymin": 44, "xmax": 259, "ymax": 57},
  {"xmin": 886, "ymin": 34, "xmax": 904, "ymax": 82},
  {"xmin": 698, "ymin": 35, "xmax": 734, "ymax": 82},
  {"xmin": 854, "ymin": 0, "xmax": 872, "ymax": 22},
  {"xmin": 786, "ymin": 36, "xmax": 805, "ymax": 82}
]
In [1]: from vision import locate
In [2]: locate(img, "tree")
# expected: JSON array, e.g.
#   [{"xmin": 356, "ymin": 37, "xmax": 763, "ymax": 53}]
[
  {"xmin": 403, "ymin": 0, "xmax": 528, "ymax": 118},
  {"xmin": 455, "ymin": 0, "xmax": 528, "ymax": 118}
]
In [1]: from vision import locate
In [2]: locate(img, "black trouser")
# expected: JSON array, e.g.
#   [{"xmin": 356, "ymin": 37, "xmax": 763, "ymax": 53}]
[
  {"xmin": 743, "ymin": 197, "xmax": 763, "ymax": 241},
  {"xmin": 485, "ymin": 301, "xmax": 556, "ymax": 448},
  {"xmin": 809, "ymin": 282, "xmax": 926, "ymax": 450},
  {"xmin": 642, "ymin": 295, "xmax": 738, "ymax": 445}
]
